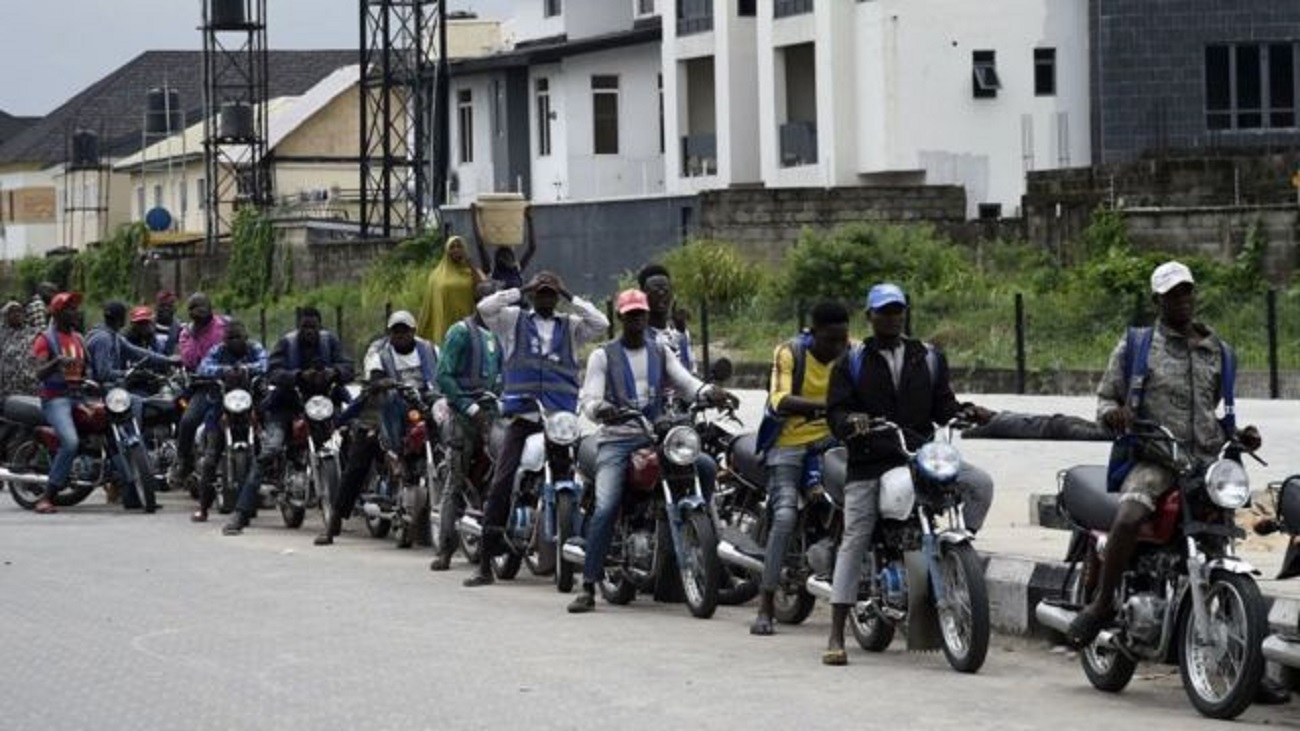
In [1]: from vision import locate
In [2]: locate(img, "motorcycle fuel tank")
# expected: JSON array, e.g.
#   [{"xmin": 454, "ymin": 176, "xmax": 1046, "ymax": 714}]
[{"xmin": 879, "ymin": 466, "xmax": 916, "ymax": 521}]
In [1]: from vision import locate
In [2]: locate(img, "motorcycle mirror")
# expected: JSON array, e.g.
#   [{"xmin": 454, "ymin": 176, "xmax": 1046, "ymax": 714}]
[{"xmin": 709, "ymin": 357, "xmax": 733, "ymax": 384}]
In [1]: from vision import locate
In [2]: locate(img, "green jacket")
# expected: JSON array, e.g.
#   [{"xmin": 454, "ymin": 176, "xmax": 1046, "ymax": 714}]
[{"xmin": 437, "ymin": 317, "xmax": 502, "ymax": 415}]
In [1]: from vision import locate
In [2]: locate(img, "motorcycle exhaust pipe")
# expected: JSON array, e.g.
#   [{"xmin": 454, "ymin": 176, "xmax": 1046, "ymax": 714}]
[
  {"xmin": 0, "ymin": 467, "xmax": 47, "ymax": 487},
  {"xmin": 456, "ymin": 515, "xmax": 483, "ymax": 538},
  {"xmin": 805, "ymin": 576, "xmax": 833, "ymax": 601},
  {"xmin": 716, "ymin": 540, "xmax": 764, "ymax": 575},
  {"xmin": 1263, "ymin": 635, "xmax": 1300, "ymax": 668},
  {"xmin": 1034, "ymin": 603, "xmax": 1077, "ymax": 635},
  {"xmin": 362, "ymin": 503, "xmax": 383, "ymax": 519},
  {"xmin": 561, "ymin": 542, "xmax": 586, "ymax": 565}
]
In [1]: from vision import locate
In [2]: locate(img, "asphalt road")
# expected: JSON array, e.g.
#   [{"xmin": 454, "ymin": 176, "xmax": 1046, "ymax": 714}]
[{"xmin": 3, "ymin": 486, "xmax": 1300, "ymax": 730}]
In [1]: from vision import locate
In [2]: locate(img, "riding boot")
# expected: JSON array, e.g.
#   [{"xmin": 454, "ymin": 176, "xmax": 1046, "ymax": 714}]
[{"xmin": 463, "ymin": 535, "xmax": 496, "ymax": 587}]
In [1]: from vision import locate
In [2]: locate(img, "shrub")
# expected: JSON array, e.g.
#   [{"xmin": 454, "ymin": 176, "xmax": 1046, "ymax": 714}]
[
  {"xmin": 222, "ymin": 209, "xmax": 278, "ymax": 309},
  {"xmin": 660, "ymin": 239, "xmax": 765, "ymax": 311},
  {"xmin": 74, "ymin": 223, "xmax": 144, "ymax": 302}
]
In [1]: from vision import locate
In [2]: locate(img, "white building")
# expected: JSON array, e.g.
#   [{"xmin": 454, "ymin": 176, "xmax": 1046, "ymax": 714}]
[
  {"xmin": 447, "ymin": 0, "xmax": 666, "ymax": 203},
  {"xmin": 663, "ymin": 0, "xmax": 1090, "ymax": 218}
]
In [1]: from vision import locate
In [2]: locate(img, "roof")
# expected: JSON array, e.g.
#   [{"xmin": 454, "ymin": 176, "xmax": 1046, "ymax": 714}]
[
  {"xmin": 451, "ymin": 22, "xmax": 661, "ymax": 75},
  {"xmin": 0, "ymin": 111, "xmax": 39, "ymax": 147},
  {"xmin": 0, "ymin": 50, "xmax": 357, "ymax": 168}
]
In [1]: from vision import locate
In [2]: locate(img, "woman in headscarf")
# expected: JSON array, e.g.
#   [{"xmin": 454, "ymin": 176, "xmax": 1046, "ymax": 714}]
[
  {"xmin": 418, "ymin": 236, "xmax": 484, "ymax": 344},
  {"xmin": 0, "ymin": 300, "xmax": 37, "ymax": 397}
]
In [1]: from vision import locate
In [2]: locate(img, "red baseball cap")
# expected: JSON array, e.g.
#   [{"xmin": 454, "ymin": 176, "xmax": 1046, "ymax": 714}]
[
  {"xmin": 155, "ymin": 290, "xmax": 178, "ymax": 306},
  {"xmin": 615, "ymin": 289, "xmax": 649, "ymax": 315},
  {"xmin": 130, "ymin": 306, "xmax": 155, "ymax": 323},
  {"xmin": 49, "ymin": 292, "xmax": 83, "ymax": 314}
]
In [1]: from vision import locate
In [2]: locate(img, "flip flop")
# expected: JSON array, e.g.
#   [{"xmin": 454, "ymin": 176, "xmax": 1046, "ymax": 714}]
[
  {"xmin": 1066, "ymin": 608, "xmax": 1109, "ymax": 649},
  {"xmin": 750, "ymin": 615, "xmax": 775, "ymax": 636},
  {"xmin": 821, "ymin": 648, "xmax": 848, "ymax": 666}
]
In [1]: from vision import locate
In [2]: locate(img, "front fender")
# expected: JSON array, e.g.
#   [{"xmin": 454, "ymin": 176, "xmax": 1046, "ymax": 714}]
[
  {"xmin": 675, "ymin": 493, "xmax": 708, "ymax": 514},
  {"xmin": 1206, "ymin": 557, "xmax": 1260, "ymax": 576},
  {"xmin": 937, "ymin": 529, "xmax": 974, "ymax": 546}
]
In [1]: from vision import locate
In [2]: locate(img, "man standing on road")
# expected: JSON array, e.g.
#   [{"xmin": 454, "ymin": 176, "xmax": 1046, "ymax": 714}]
[
  {"xmin": 822, "ymin": 282, "xmax": 993, "ymax": 665},
  {"xmin": 466, "ymin": 271, "xmax": 608, "ymax": 587},
  {"xmin": 749, "ymin": 301, "xmax": 850, "ymax": 636}
]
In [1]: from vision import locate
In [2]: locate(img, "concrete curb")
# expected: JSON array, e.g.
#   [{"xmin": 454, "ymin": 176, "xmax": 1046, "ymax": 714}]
[{"xmin": 980, "ymin": 551, "xmax": 1300, "ymax": 639}]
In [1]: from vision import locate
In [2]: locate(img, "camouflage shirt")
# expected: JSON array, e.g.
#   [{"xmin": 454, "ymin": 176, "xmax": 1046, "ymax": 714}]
[{"xmin": 1097, "ymin": 321, "xmax": 1231, "ymax": 463}]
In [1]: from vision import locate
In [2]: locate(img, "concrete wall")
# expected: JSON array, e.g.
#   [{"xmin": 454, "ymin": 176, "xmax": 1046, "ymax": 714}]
[
  {"xmin": 442, "ymin": 194, "xmax": 697, "ymax": 298},
  {"xmin": 1090, "ymin": 0, "xmax": 1300, "ymax": 164},
  {"xmin": 697, "ymin": 185, "xmax": 968, "ymax": 266}
]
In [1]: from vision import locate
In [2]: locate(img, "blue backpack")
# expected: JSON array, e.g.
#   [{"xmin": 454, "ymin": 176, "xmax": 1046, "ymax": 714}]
[{"xmin": 1104, "ymin": 326, "xmax": 1237, "ymax": 492}]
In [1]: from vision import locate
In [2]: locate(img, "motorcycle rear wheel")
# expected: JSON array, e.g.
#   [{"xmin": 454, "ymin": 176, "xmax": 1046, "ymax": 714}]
[
  {"xmin": 851, "ymin": 603, "xmax": 896, "ymax": 652},
  {"xmin": 1177, "ymin": 570, "xmax": 1266, "ymax": 720},
  {"xmin": 716, "ymin": 505, "xmax": 762, "ymax": 607},
  {"xmin": 937, "ymin": 542, "xmax": 990, "ymax": 674},
  {"xmin": 6, "ymin": 441, "xmax": 96, "ymax": 509},
  {"xmin": 494, "ymin": 547, "xmax": 524, "ymax": 580},
  {"xmin": 773, "ymin": 585, "xmax": 817, "ymax": 625},
  {"xmin": 279, "ymin": 502, "xmax": 306, "ymax": 529},
  {"xmin": 600, "ymin": 572, "xmax": 638, "ymax": 605}
]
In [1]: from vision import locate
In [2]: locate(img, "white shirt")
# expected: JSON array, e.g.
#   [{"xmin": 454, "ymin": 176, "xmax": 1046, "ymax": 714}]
[
  {"xmin": 581, "ymin": 340, "xmax": 708, "ymax": 441},
  {"xmin": 363, "ymin": 338, "xmax": 434, "ymax": 389},
  {"xmin": 476, "ymin": 288, "xmax": 609, "ymax": 362},
  {"xmin": 879, "ymin": 343, "xmax": 905, "ymax": 390}
]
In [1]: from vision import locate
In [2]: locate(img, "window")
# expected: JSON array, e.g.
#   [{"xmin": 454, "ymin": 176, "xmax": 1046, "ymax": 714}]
[
  {"xmin": 197, "ymin": 178, "xmax": 207, "ymax": 210},
  {"xmin": 1034, "ymin": 48, "xmax": 1056, "ymax": 96},
  {"xmin": 774, "ymin": 0, "xmax": 813, "ymax": 18},
  {"xmin": 135, "ymin": 185, "xmax": 145, "ymax": 219},
  {"xmin": 457, "ymin": 89, "xmax": 474, "ymax": 163},
  {"xmin": 1205, "ymin": 43, "xmax": 1297, "ymax": 130},
  {"xmin": 676, "ymin": 0, "xmax": 713, "ymax": 35},
  {"xmin": 972, "ymin": 50, "xmax": 1001, "ymax": 99},
  {"xmin": 544, "ymin": 0, "xmax": 561, "ymax": 17},
  {"xmin": 153, "ymin": 185, "xmax": 163, "ymax": 209},
  {"xmin": 179, "ymin": 180, "xmax": 188, "ymax": 218},
  {"xmin": 536, "ymin": 78, "xmax": 552, "ymax": 157},
  {"xmin": 658, "ymin": 74, "xmax": 665, "ymax": 154},
  {"xmin": 592, "ymin": 75, "xmax": 620, "ymax": 155},
  {"xmin": 635, "ymin": 0, "xmax": 655, "ymax": 16},
  {"xmin": 738, "ymin": 0, "xmax": 755, "ymax": 16}
]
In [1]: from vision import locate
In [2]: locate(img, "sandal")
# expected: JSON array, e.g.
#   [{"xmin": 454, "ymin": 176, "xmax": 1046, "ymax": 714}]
[
  {"xmin": 821, "ymin": 648, "xmax": 848, "ymax": 666},
  {"xmin": 34, "ymin": 499, "xmax": 58, "ymax": 514},
  {"xmin": 1066, "ymin": 608, "xmax": 1111, "ymax": 649},
  {"xmin": 750, "ymin": 615, "xmax": 775, "ymax": 636}
]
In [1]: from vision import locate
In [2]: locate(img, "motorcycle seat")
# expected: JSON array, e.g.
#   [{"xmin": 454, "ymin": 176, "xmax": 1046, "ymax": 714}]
[
  {"xmin": 728, "ymin": 433, "xmax": 767, "ymax": 488},
  {"xmin": 1059, "ymin": 464, "xmax": 1118, "ymax": 531},
  {"xmin": 822, "ymin": 447, "xmax": 848, "ymax": 506},
  {"xmin": 3, "ymin": 395, "xmax": 45, "ymax": 426}
]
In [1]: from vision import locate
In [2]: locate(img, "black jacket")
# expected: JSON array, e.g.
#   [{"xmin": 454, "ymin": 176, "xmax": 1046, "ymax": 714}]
[{"xmin": 827, "ymin": 336, "xmax": 961, "ymax": 481}]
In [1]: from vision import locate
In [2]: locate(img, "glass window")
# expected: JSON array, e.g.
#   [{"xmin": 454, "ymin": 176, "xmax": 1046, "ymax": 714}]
[
  {"xmin": 1034, "ymin": 48, "xmax": 1056, "ymax": 96},
  {"xmin": 592, "ymin": 75, "xmax": 620, "ymax": 155}
]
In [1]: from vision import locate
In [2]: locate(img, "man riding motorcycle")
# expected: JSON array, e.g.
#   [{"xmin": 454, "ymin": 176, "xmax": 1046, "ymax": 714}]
[
  {"xmin": 190, "ymin": 320, "xmax": 268, "ymax": 523},
  {"xmin": 567, "ymin": 289, "xmax": 736, "ymax": 613},
  {"xmin": 429, "ymin": 281, "xmax": 502, "ymax": 571},
  {"xmin": 85, "ymin": 301, "xmax": 178, "ymax": 422},
  {"xmin": 29, "ymin": 292, "xmax": 90, "ymax": 514},
  {"xmin": 169, "ymin": 292, "xmax": 228, "ymax": 490},
  {"xmin": 466, "ymin": 270, "xmax": 609, "ymax": 587},
  {"xmin": 1066, "ymin": 261, "xmax": 1263, "ymax": 647},
  {"xmin": 314, "ymin": 310, "xmax": 437, "ymax": 546},
  {"xmin": 749, "ymin": 301, "xmax": 850, "ymax": 636},
  {"xmin": 821, "ymin": 282, "xmax": 994, "ymax": 665},
  {"xmin": 224, "ymin": 306, "xmax": 353, "ymax": 536}
]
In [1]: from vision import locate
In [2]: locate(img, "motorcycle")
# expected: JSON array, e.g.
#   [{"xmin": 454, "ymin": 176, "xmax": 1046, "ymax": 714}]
[
  {"xmin": 456, "ymin": 399, "xmax": 582, "ymax": 583},
  {"xmin": 357, "ymin": 381, "xmax": 438, "ymax": 549},
  {"xmin": 126, "ymin": 366, "xmax": 188, "ymax": 487},
  {"xmin": 267, "ymin": 387, "xmax": 342, "ymax": 532},
  {"xmin": 1035, "ymin": 421, "xmax": 1267, "ymax": 719},
  {"xmin": 1, "ymin": 377, "xmax": 159, "ymax": 512},
  {"xmin": 562, "ymin": 402, "xmax": 722, "ymax": 619},
  {"xmin": 428, "ymin": 394, "xmax": 497, "ymax": 565},
  {"xmin": 192, "ymin": 376, "xmax": 263, "ymax": 519},
  {"xmin": 697, "ymin": 410, "xmax": 761, "ymax": 606},
  {"xmin": 1247, "ymin": 476, "xmax": 1300, "ymax": 680},
  {"xmin": 715, "ymin": 436, "xmax": 838, "ymax": 625}
]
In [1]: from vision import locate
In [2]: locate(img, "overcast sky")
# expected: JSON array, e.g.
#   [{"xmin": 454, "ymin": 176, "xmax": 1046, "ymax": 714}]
[{"xmin": 0, "ymin": 0, "xmax": 513, "ymax": 116}]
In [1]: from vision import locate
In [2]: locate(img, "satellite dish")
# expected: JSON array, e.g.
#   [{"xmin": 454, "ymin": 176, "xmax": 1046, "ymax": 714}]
[{"xmin": 145, "ymin": 207, "xmax": 173, "ymax": 232}]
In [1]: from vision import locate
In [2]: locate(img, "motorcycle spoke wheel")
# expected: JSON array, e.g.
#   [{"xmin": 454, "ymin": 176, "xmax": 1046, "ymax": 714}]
[
  {"xmin": 679, "ymin": 511, "xmax": 719, "ymax": 619},
  {"xmin": 936, "ymin": 543, "xmax": 989, "ymax": 673},
  {"xmin": 1178, "ymin": 572, "xmax": 1266, "ymax": 719},
  {"xmin": 5, "ymin": 441, "xmax": 51, "ymax": 509}
]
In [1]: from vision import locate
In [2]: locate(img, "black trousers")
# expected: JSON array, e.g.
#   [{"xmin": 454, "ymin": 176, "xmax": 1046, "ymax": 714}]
[
  {"xmin": 327, "ymin": 429, "xmax": 382, "ymax": 535},
  {"xmin": 481, "ymin": 419, "xmax": 540, "ymax": 555}
]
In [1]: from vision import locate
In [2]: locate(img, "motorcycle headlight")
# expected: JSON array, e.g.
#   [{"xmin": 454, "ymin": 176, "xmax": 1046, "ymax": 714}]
[
  {"xmin": 544, "ymin": 411, "xmax": 580, "ymax": 446},
  {"xmin": 223, "ymin": 389, "xmax": 253, "ymax": 414},
  {"xmin": 304, "ymin": 395, "xmax": 335, "ymax": 422},
  {"xmin": 1205, "ymin": 459, "xmax": 1250, "ymax": 509},
  {"xmin": 663, "ymin": 425, "xmax": 701, "ymax": 467},
  {"xmin": 104, "ymin": 388, "xmax": 132, "ymax": 415},
  {"xmin": 916, "ymin": 441, "xmax": 962, "ymax": 484}
]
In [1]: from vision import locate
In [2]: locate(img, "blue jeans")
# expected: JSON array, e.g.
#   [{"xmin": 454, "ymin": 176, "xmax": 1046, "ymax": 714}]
[
  {"xmin": 41, "ymin": 397, "xmax": 79, "ymax": 494},
  {"xmin": 760, "ymin": 446, "xmax": 806, "ymax": 592},
  {"xmin": 696, "ymin": 453, "xmax": 717, "ymax": 502},
  {"xmin": 582, "ymin": 436, "xmax": 653, "ymax": 584}
]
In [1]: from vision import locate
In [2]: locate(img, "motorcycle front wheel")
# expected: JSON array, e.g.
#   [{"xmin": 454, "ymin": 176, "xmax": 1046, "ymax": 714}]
[
  {"xmin": 316, "ymin": 457, "xmax": 342, "ymax": 533},
  {"xmin": 279, "ymin": 501, "xmax": 306, "ymax": 529},
  {"xmin": 125, "ymin": 442, "xmax": 158, "ymax": 510},
  {"xmin": 936, "ymin": 542, "xmax": 990, "ymax": 673},
  {"xmin": 679, "ymin": 510, "xmax": 720, "ymax": 619},
  {"xmin": 218, "ymin": 451, "xmax": 249, "ymax": 515},
  {"xmin": 1177, "ymin": 570, "xmax": 1266, "ymax": 720},
  {"xmin": 555, "ymin": 491, "xmax": 577, "ymax": 593},
  {"xmin": 774, "ymin": 585, "xmax": 817, "ymax": 625}
]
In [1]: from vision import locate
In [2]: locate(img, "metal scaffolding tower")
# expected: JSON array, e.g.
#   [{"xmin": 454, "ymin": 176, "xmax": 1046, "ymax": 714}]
[
  {"xmin": 202, "ymin": 0, "xmax": 272, "ymax": 254},
  {"xmin": 359, "ymin": 0, "xmax": 447, "ymax": 239}
]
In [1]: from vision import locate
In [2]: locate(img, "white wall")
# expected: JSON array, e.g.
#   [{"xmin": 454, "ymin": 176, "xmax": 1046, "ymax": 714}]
[
  {"xmin": 565, "ymin": 0, "xmax": 633, "ymax": 41},
  {"xmin": 502, "ymin": 1, "xmax": 565, "ymax": 46},
  {"xmin": 716, "ymin": 8, "xmax": 760, "ymax": 187},
  {"xmin": 530, "ymin": 63, "xmax": 569, "ymax": 202},
  {"xmin": 854, "ymin": 0, "xmax": 1091, "ymax": 216},
  {"xmin": 449, "ymin": 75, "xmax": 496, "ymax": 203},
  {"xmin": 0, "ymin": 168, "xmax": 60, "ymax": 258}
]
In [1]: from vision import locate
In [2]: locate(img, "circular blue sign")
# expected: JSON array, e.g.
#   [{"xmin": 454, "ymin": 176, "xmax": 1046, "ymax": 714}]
[{"xmin": 145, "ymin": 207, "xmax": 173, "ymax": 232}]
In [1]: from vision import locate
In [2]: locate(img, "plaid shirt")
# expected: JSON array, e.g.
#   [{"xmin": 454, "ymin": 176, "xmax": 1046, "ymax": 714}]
[{"xmin": 24, "ymin": 295, "xmax": 47, "ymax": 330}]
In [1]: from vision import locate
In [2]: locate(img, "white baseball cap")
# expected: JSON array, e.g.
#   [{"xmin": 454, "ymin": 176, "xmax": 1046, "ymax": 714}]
[
  {"xmin": 1150, "ymin": 261, "xmax": 1194, "ymax": 295},
  {"xmin": 387, "ymin": 310, "xmax": 417, "ymax": 329}
]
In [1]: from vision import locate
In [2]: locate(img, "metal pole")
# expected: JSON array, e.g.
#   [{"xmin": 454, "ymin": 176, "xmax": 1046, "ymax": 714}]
[
  {"xmin": 335, "ymin": 304, "xmax": 344, "ymax": 340},
  {"xmin": 700, "ymin": 300, "xmax": 711, "ymax": 378},
  {"xmin": 259, "ymin": 306, "xmax": 267, "ymax": 346},
  {"xmin": 1014, "ymin": 293, "xmax": 1027, "ymax": 395},
  {"xmin": 1267, "ymin": 289, "xmax": 1280, "ymax": 399},
  {"xmin": 797, "ymin": 300, "xmax": 806, "ymax": 332}
]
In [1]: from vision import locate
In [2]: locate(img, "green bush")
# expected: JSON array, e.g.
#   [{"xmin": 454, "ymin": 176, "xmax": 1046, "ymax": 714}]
[
  {"xmin": 222, "ymin": 209, "xmax": 278, "ymax": 309},
  {"xmin": 73, "ymin": 223, "xmax": 143, "ymax": 303},
  {"xmin": 361, "ymin": 228, "xmax": 442, "ymax": 312},
  {"xmin": 660, "ymin": 239, "xmax": 765, "ymax": 311}
]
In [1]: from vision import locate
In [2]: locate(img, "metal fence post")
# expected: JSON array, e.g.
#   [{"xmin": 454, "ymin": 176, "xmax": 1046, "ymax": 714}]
[
  {"xmin": 384, "ymin": 301, "xmax": 392, "ymax": 325},
  {"xmin": 604, "ymin": 298, "xmax": 615, "ymax": 340},
  {"xmin": 335, "ymin": 304, "xmax": 343, "ymax": 341},
  {"xmin": 1267, "ymin": 289, "xmax": 1280, "ymax": 399},
  {"xmin": 259, "ymin": 307, "xmax": 267, "ymax": 346},
  {"xmin": 700, "ymin": 300, "xmax": 711, "ymax": 377},
  {"xmin": 1014, "ymin": 292, "xmax": 1026, "ymax": 395}
]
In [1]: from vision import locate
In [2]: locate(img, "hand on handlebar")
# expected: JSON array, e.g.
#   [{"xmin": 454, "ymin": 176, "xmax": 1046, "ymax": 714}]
[
  {"xmin": 845, "ymin": 412, "xmax": 875, "ymax": 438},
  {"xmin": 1101, "ymin": 406, "xmax": 1135, "ymax": 434},
  {"xmin": 703, "ymin": 387, "xmax": 738, "ymax": 411},
  {"xmin": 959, "ymin": 403, "xmax": 995, "ymax": 426},
  {"xmin": 593, "ymin": 401, "xmax": 620, "ymax": 423},
  {"xmin": 1238, "ymin": 425, "xmax": 1262, "ymax": 452}
]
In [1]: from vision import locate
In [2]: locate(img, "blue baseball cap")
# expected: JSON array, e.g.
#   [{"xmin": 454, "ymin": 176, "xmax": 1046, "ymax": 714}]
[{"xmin": 866, "ymin": 283, "xmax": 907, "ymax": 311}]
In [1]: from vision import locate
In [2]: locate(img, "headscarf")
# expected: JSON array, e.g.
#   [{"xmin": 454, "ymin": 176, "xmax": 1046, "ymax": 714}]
[{"xmin": 417, "ymin": 236, "xmax": 483, "ymax": 344}]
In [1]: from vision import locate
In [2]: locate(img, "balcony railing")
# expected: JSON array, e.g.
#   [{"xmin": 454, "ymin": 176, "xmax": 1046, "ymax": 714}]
[
  {"xmin": 677, "ymin": 0, "xmax": 713, "ymax": 35},
  {"xmin": 774, "ymin": 0, "xmax": 813, "ymax": 18},
  {"xmin": 779, "ymin": 122, "xmax": 818, "ymax": 167},
  {"xmin": 681, "ymin": 133, "xmax": 717, "ymax": 177}
]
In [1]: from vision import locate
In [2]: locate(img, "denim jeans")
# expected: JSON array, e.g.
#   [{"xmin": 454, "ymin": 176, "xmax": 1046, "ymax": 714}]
[
  {"xmin": 176, "ymin": 390, "xmax": 212, "ymax": 468},
  {"xmin": 760, "ymin": 446, "xmax": 806, "ymax": 592},
  {"xmin": 41, "ymin": 397, "xmax": 79, "ymax": 495},
  {"xmin": 582, "ymin": 436, "xmax": 654, "ymax": 584}
]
